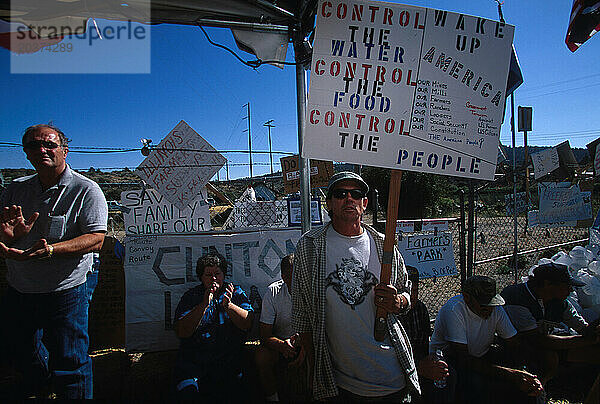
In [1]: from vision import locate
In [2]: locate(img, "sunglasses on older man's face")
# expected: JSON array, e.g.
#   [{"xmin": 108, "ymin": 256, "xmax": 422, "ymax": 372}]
[
  {"xmin": 23, "ymin": 140, "xmax": 62, "ymax": 150},
  {"xmin": 331, "ymin": 188, "xmax": 365, "ymax": 200}
]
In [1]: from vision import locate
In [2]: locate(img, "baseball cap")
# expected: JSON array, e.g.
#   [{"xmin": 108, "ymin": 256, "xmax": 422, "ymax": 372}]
[
  {"xmin": 462, "ymin": 275, "xmax": 505, "ymax": 306},
  {"xmin": 327, "ymin": 171, "xmax": 369, "ymax": 197},
  {"xmin": 532, "ymin": 262, "xmax": 586, "ymax": 287}
]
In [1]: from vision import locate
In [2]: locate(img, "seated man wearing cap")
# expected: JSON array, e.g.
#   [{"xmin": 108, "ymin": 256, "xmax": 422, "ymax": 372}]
[
  {"xmin": 501, "ymin": 262, "xmax": 600, "ymax": 384},
  {"xmin": 430, "ymin": 275, "xmax": 543, "ymax": 403}
]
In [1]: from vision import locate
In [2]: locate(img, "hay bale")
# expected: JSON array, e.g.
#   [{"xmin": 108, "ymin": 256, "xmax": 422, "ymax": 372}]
[
  {"xmin": 89, "ymin": 236, "xmax": 126, "ymax": 351},
  {"xmin": 91, "ymin": 349, "xmax": 130, "ymax": 399},
  {"xmin": 126, "ymin": 350, "xmax": 178, "ymax": 401}
]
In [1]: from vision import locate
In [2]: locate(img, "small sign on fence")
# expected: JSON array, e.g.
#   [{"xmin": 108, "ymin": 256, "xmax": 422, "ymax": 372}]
[
  {"xmin": 287, "ymin": 198, "xmax": 324, "ymax": 226},
  {"xmin": 505, "ymin": 191, "xmax": 529, "ymax": 216},
  {"xmin": 397, "ymin": 231, "xmax": 457, "ymax": 279},
  {"xmin": 538, "ymin": 182, "xmax": 591, "ymax": 224}
]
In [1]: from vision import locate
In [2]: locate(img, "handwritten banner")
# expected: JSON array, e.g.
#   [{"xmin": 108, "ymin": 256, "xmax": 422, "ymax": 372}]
[
  {"xmin": 304, "ymin": 0, "xmax": 514, "ymax": 180},
  {"xmin": 135, "ymin": 120, "xmax": 226, "ymax": 210},
  {"xmin": 398, "ymin": 231, "xmax": 457, "ymax": 278},
  {"xmin": 538, "ymin": 183, "xmax": 591, "ymax": 224},
  {"xmin": 124, "ymin": 229, "xmax": 302, "ymax": 352},
  {"xmin": 121, "ymin": 188, "xmax": 211, "ymax": 235}
]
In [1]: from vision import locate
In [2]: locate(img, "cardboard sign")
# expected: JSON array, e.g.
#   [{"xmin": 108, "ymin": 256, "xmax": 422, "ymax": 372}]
[
  {"xmin": 531, "ymin": 147, "xmax": 559, "ymax": 179},
  {"xmin": 280, "ymin": 155, "xmax": 334, "ymax": 194},
  {"xmin": 304, "ymin": 0, "xmax": 514, "ymax": 180},
  {"xmin": 121, "ymin": 188, "xmax": 211, "ymax": 235},
  {"xmin": 135, "ymin": 120, "xmax": 226, "ymax": 210},
  {"xmin": 124, "ymin": 229, "xmax": 302, "ymax": 352},
  {"xmin": 398, "ymin": 231, "xmax": 457, "ymax": 278},
  {"xmin": 538, "ymin": 182, "xmax": 591, "ymax": 224}
]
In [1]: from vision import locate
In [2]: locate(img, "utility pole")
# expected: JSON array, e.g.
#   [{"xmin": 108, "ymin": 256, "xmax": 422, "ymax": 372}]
[
  {"xmin": 243, "ymin": 102, "xmax": 253, "ymax": 180},
  {"xmin": 264, "ymin": 119, "xmax": 275, "ymax": 174},
  {"xmin": 226, "ymin": 160, "xmax": 230, "ymax": 181}
]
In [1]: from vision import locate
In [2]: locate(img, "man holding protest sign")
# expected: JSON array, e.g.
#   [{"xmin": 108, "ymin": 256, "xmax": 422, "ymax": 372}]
[
  {"xmin": 292, "ymin": 171, "xmax": 419, "ymax": 401},
  {"xmin": 0, "ymin": 124, "xmax": 108, "ymax": 398}
]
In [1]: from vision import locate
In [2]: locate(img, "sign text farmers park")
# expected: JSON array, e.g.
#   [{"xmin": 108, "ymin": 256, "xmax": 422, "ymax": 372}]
[{"xmin": 304, "ymin": 0, "xmax": 514, "ymax": 180}]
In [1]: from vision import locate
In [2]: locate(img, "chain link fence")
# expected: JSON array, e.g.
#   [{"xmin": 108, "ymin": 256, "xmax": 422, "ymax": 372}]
[
  {"xmin": 101, "ymin": 177, "xmax": 594, "ymax": 322},
  {"xmin": 473, "ymin": 180, "xmax": 591, "ymax": 295}
]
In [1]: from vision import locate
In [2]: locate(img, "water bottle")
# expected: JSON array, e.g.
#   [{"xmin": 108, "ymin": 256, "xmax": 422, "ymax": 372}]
[{"xmin": 433, "ymin": 349, "xmax": 447, "ymax": 389}]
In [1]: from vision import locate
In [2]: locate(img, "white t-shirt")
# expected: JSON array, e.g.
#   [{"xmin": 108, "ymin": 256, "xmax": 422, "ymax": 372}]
[
  {"xmin": 325, "ymin": 227, "xmax": 405, "ymax": 396},
  {"xmin": 260, "ymin": 279, "xmax": 294, "ymax": 339},
  {"xmin": 430, "ymin": 295, "xmax": 517, "ymax": 358}
]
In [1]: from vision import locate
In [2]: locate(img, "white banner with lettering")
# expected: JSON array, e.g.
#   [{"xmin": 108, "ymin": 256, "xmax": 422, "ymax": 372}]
[
  {"xmin": 304, "ymin": 0, "xmax": 514, "ymax": 180},
  {"xmin": 121, "ymin": 188, "xmax": 211, "ymax": 235},
  {"xmin": 124, "ymin": 229, "xmax": 301, "ymax": 352}
]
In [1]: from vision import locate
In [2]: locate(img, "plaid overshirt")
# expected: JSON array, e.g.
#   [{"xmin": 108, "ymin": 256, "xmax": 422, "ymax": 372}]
[{"xmin": 291, "ymin": 222, "xmax": 421, "ymax": 400}]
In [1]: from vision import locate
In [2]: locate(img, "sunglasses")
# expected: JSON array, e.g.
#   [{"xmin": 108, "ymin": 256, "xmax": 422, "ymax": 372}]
[
  {"xmin": 331, "ymin": 188, "xmax": 365, "ymax": 200},
  {"xmin": 23, "ymin": 140, "xmax": 62, "ymax": 150}
]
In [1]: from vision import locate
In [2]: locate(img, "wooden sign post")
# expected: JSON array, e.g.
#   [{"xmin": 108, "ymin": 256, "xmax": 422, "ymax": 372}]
[{"xmin": 374, "ymin": 169, "xmax": 403, "ymax": 342}]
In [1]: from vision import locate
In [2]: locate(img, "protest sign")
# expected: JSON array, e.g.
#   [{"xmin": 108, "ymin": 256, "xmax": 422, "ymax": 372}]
[
  {"xmin": 505, "ymin": 191, "xmax": 529, "ymax": 216},
  {"xmin": 304, "ymin": 0, "xmax": 514, "ymax": 180},
  {"xmin": 422, "ymin": 219, "xmax": 449, "ymax": 232},
  {"xmin": 124, "ymin": 229, "xmax": 301, "ymax": 351},
  {"xmin": 280, "ymin": 155, "xmax": 335, "ymax": 194},
  {"xmin": 531, "ymin": 147, "xmax": 560, "ymax": 179},
  {"xmin": 538, "ymin": 182, "xmax": 591, "ymax": 224},
  {"xmin": 287, "ymin": 198, "xmax": 324, "ymax": 226},
  {"xmin": 396, "ymin": 220, "xmax": 415, "ymax": 234},
  {"xmin": 135, "ymin": 120, "xmax": 226, "ymax": 210},
  {"xmin": 121, "ymin": 188, "xmax": 211, "ymax": 235},
  {"xmin": 398, "ymin": 230, "xmax": 457, "ymax": 278},
  {"xmin": 528, "ymin": 210, "xmax": 576, "ymax": 228}
]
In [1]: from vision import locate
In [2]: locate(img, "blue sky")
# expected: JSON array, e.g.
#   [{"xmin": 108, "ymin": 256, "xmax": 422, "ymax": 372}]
[{"xmin": 1, "ymin": 0, "xmax": 599, "ymax": 180}]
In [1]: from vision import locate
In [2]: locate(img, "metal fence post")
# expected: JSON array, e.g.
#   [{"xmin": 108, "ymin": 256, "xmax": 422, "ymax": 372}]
[
  {"xmin": 467, "ymin": 181, "xmax": 475, "ymax": 278},
  {"xmin": 459, "ymin": 190, "xmax": 467, "ymax": 289}
]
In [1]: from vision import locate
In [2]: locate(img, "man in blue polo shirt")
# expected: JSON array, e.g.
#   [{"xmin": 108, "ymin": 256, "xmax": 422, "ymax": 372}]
[{"xmin": 0, "ymin": 124, "xmax": 107, "ymax": 398}]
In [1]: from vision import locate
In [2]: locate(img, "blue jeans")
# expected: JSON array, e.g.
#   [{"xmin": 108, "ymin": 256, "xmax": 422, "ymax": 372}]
[{"xmin": 4, "ymin": 282, "xmax": 93, "ymax": 399}]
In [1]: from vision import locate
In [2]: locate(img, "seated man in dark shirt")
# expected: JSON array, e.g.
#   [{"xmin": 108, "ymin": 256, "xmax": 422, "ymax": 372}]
[{"xmin": 501, "ymin": 262, "xmax": 600, "ymax": 385}]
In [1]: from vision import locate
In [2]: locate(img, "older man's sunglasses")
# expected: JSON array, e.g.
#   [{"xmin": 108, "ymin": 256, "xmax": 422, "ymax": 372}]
[
  {"xmin": 332, "ymin": 188, "xmax": 365, "ymax": 200},
  {"xmin": 23, "ymin": 140, "xmax": 62, "ymax": 150}
]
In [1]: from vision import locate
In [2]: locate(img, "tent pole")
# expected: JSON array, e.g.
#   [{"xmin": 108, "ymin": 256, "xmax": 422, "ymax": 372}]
[{"xmin": 295, "ymin": 49, "xmax": 311, "ymax": 233}]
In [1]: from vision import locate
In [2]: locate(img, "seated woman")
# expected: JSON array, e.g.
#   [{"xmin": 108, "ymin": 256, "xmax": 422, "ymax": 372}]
[{"xmin": 173, "ymin": 252, "xmax": 254, "ymax": 400}]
